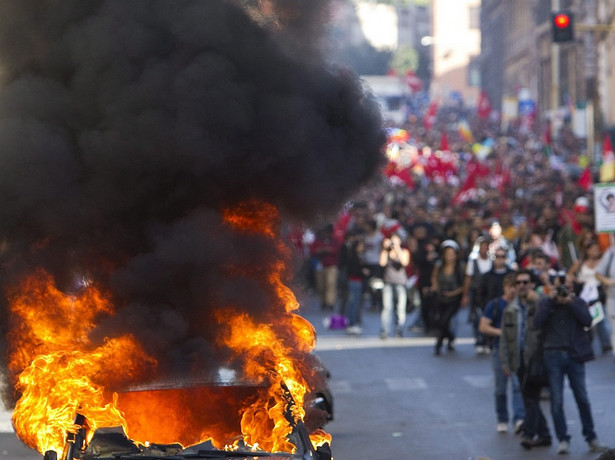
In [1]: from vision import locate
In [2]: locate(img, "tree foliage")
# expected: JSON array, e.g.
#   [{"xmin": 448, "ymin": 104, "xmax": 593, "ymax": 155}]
[{"xmin": 391, "ymin": 45, "xmax": 418, "ymax": 75}]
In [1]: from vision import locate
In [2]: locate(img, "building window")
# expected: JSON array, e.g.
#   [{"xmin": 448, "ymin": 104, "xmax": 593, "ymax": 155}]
[
  {"xmin": 469, "ymin": 6, "xmax": 480, "ymax": 29},
  {"xmin": 468, "ymin": 57, "xmax": 480, "ymax": 87}
]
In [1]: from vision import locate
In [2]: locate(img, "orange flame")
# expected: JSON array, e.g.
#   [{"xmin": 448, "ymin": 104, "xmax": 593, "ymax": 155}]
[
  {"xmin": 8, "ymin": 201, "xmax": 329, "ymax": 455},
  {"xmin": 219, "ymin": 201, "xmax": 329, "ymax": 452},
  {"xmin": 8, "ymin": 270, "xmax": 157, "ymax": 454}
]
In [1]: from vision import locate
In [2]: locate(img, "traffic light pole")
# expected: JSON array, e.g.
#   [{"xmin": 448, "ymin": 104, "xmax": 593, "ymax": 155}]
[{"xmin": 550, "ymin": 0, "xmax": 560, "ymax": 139}]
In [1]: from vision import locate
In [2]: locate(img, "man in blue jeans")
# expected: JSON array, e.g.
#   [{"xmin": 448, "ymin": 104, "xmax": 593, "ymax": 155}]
[
  {"xmin": 479, "ymin": 272, "xmax": 525, "ymax": 434},
  {"xmin": 535, "ymin": 278, "xmax": 609, "ymax": 454}
]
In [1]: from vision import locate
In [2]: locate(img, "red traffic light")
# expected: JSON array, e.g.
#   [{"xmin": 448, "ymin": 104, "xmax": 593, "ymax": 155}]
[
  {"xmin": 551, "ymin": 11, "xmax": 574, "ymax": 43},
  {"xmin": 554, "ymin": 13, "xmax": 570, "ymax": 28}
]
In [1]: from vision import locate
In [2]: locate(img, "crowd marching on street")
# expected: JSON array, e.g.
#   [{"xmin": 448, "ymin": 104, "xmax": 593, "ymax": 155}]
[{"xmin": 287, "ymin": 104, "xmax": 615, "ymax": 456}]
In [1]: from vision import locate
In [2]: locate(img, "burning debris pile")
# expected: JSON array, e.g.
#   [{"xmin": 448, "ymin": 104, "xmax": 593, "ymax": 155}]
[{"xmin": 0, "ymin": 0, "xmax": 385, "ymax": 457}]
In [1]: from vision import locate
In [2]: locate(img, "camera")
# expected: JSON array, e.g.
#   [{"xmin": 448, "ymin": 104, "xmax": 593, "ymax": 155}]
[{"xmin": 555, "ymin": 270, "xmax": 568, "ymax": 298}]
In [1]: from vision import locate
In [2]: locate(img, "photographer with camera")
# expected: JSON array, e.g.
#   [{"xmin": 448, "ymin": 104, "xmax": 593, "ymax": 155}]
[
  {"xmin": 534, "ymin": 273, "xmax": 609, "ymax": 454},
  {"xmin": 379, "ymin": 232, "xmax": 410, "ymax": 339}
]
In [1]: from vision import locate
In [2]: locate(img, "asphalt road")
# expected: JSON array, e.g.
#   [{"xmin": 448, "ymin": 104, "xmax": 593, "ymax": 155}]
[
  {"xmin": 2, "ymin": 291, "xmax": 615, "ymax": 459},
  {"xmin": 305, "ymin": 294, "xmax": 615, "ymax": 460}
]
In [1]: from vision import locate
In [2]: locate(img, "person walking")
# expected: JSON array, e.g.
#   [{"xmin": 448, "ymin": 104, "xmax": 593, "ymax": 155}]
[
  {"xmin": 362, "ymin": 219, "xmax": 384, "ymax": 311},
  {"xmin": 379, "ymin": 232, "xmax": 410, "ymax": 338},
  {"xmin": 594, "ymin": 243, "xmax": 615, "ymax": 360},
  {"xmin": 479, "ymin": 272, "xmax": 525, "ymax": 434},
  {"xmin": 461, "ymin": 236, "xmax": 492, "ymax": 355},
  {"xmin": 310, "ymin": 224, "xmax": 341, "ymax": 311},
  {"xmin": 568, "ymin": 239, "xmax": 612, "ymax": 354},
  {"xmin": 344, "ymin": 237, "xmax": 368, "ymax": 335},
  {"xmin": 432, "ymin": 239, "xmax": 465, "ymax": 354},
  {"xmin": 499, "ymin": 269, "xmax": 552, "ymax": 449},
  {"xmin": 534, "ymin": 277, "xmax": 609, "ymax": 454}
]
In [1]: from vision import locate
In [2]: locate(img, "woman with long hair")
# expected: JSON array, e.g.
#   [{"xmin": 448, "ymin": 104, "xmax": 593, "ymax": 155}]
[
  {"xmin": 431, "ymin": 239, "xmax": 465, "ymax": 355},
  {"xmin": 569, "ymin": 239, "xmax": 612, "ymax": 353}
]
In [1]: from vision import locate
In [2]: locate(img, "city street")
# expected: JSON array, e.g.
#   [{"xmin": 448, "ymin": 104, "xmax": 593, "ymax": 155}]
[
  {"xmin": 2, "ymin": 292, "xmax": 615, "ymax": 459},
  {"xmin": 302, "ymin": 292, "xmax": 615, "ymax": 460}
]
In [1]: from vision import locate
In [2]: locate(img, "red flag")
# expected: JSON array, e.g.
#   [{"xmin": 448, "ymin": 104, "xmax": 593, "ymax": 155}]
[
  {"xmin": 452, "ymin": 162, "xmax": 479, "ymax": 204},
  {"xmin": 477, "ymin": 91, "xmax": 492, "ymax": 119},
  {"xmin": 603, "ymin": 133, "xmax": 614, "ymax": 162},
  {"xmin": 404, "ymin": 70, "xmax": 423, "ymax": 92},
  {"xmin": 423, "ymin": 101, "xmax": 438, "ymax": 131},
  {"xmin": 440, "ymin": 131, "xmax": 449, "ymax": 151},
  {"xmin": 384, "ymin": 162, "xmax": 415, "ymax": 189},
  {"xmin": 577, "ymin": 166, "xmax": 592, "ymax": 191}
]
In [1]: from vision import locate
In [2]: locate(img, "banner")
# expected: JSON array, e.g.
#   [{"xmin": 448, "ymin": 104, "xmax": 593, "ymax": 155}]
[{"xmin": 593, "ymin": 183, "xmax": 615, "ymax": 232}]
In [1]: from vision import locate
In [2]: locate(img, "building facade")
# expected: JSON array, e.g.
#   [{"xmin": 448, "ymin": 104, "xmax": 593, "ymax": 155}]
[
  {"xmin": 481, "ymin": 0, "xmax": 615, "ymax": 144},
  {"xmin": 430, "ymin": 0, "xmax": 481, "ymax": 106}
]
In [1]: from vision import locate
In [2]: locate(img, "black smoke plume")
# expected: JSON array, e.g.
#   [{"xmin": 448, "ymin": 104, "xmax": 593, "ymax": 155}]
[{"xmin": 0, "ymin": 0, "xmax": 385, "ymax": 401}]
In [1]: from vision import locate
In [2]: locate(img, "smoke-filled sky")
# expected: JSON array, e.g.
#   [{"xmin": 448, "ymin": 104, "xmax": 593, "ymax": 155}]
[{"xmin": 0, "ymin": 0, "xmax": 385, "ymax": 394}]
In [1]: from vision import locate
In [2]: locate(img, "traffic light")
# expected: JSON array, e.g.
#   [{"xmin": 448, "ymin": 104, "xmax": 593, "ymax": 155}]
[{"xmin": 552, "ymin": 11, "xmax": 574, "ymax": 43}]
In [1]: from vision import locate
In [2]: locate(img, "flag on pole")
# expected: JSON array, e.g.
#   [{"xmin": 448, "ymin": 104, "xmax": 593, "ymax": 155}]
[
  {"xmin": 423, "ymin": 101, "xmax": 438, "ymax": 131},
  {"xmin": 577, "ymin": 166, "xmax": 593, "ymax": 191},
  {"xmin": 440, "ymin": 131, "xmax": 449, "ymax": 151},
  {"xmin": 458, "ymin": 119, "xmax": 474, "ymax": 143}
]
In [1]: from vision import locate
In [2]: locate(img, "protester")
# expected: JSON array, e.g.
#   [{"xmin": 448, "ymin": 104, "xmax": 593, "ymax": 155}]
[
  {"xmin": 489, "ymin": 221, "xmax": 517, "ymax": 269},
  {"xmin": 410, "ymin": 227, "xmax": 441, "ymax": 333},
  {"xmin": 534, "ymin": 276, "xmax": 609, "ymax": 454},
  {"xmin": 310, "ymin": 224, "xmax": 341, "ymax": 311},
  {"xmin": 499, "ymin": 269, "xmax": 552, "ymax": 449},
  {"xmin": 379, "ymin": 232, "xmax": 410, "ymax": 338},
  {"xmin": 595, "ymin": 243, "xmax": 615, "ymax": 360},
  {"xmin": 344, "ymin": 237, "xmax": 368, "ymax": 335},
  {"xmin": 568, "ymin": 239, "xmax": 612, "ymax": 354},
  {"xmin": 362, "ymin": 219, "xmax": 384, "ymax": 311},
  {"xmin": 432, "ymin": 239, "xmax": 465, "ymax": 355},
  {"xmin": 462, "ymin": 236, "xmax": 492, "ymax": 354},
  {"xmin": 477, "ymin": 246, "xmax": 514, "ymax": 316},
  {"xmin": 479, "ymin": 272, "xmax": 525, "ymax": 433}
]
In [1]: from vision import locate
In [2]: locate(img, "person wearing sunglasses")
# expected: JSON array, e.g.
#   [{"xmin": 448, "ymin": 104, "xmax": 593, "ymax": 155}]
[{"xmin": 499, "ymin": 270, "xmax": 552, "ymax": 449}]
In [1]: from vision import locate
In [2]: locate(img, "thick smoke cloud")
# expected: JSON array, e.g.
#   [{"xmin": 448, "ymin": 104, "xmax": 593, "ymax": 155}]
[{"xmin": 0, "ymin": 0, "xmax": 385, "ymax": 394}]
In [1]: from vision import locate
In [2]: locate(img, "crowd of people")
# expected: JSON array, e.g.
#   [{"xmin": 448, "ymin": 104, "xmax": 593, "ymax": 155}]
[{"xmin": 289, "ymin": 107, "xmax": 615, "ymax": 455}]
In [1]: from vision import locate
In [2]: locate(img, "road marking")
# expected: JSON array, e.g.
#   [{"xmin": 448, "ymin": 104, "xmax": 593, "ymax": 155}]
[
  {"xmin": 462, "ymin": 375, "xmax": 492, "ymax": 388},
  {"xmin": 315, "ymin": 336, "xmax": 474, "ymax": 351},
  {"xmin": 385, "ymin": 377, "xmax": 427, "ymax": 391},
  {"xmin": 328, "ymin": 380, "xmax": 352, "ymax": 394}
]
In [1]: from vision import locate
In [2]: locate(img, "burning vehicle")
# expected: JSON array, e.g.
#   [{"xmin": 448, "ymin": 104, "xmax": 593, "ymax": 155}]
[{"xmin": 0, "ymin": 1, "xmax": 383, "ymax": 459}]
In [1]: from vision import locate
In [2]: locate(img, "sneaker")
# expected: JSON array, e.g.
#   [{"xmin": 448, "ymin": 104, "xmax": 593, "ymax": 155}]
[
  {"xmin": 346, "ymin": 325, "xmax": 362, "ymax": 335},
  {"xmin": 475, "ymin": 345, "xmax": 485, "ymax": 355},
  {"xmin": 497, "ymin": 423, "xmax": 508, "ymax": 433},
  {"xmin": 520, "ymin": 436, "xmax": 534, "ymax": 450},
  {"xmin": 379, "ymin": 331, "xmax": 387, "ymax": 340},
  {"xmin": 514, "ymin": 420, "xmax": 524, "ymax": 434},
  {"xmin": 557, "ymin": 440, "xmax": 569, "ymax": 454},
  {"xmin": 588, "ymin": 438, "xmax": 608, "ymax": 453},
  {"xmin": 531, "ymin": 436, "xmax": 552, "ymax": 447}
]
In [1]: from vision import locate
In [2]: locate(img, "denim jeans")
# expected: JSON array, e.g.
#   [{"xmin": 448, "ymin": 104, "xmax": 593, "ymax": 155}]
[
  {"xmin": 594, "ymin": 303, "xmax": 612, "ymax": 349},
  {"xmin": 381, "ymin": 283, "xmax": 407, "ymax": 335},
  {"xmin": 346, "ymin": 279, "xmax": 363, "ymax": 327},
  {"xmin": 491, "ymin": 350, "xmax": 525, "ymax": 424},
  {"xmin": 543, "ymin": 349, "xmax": 596, "ymax": 443}
]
